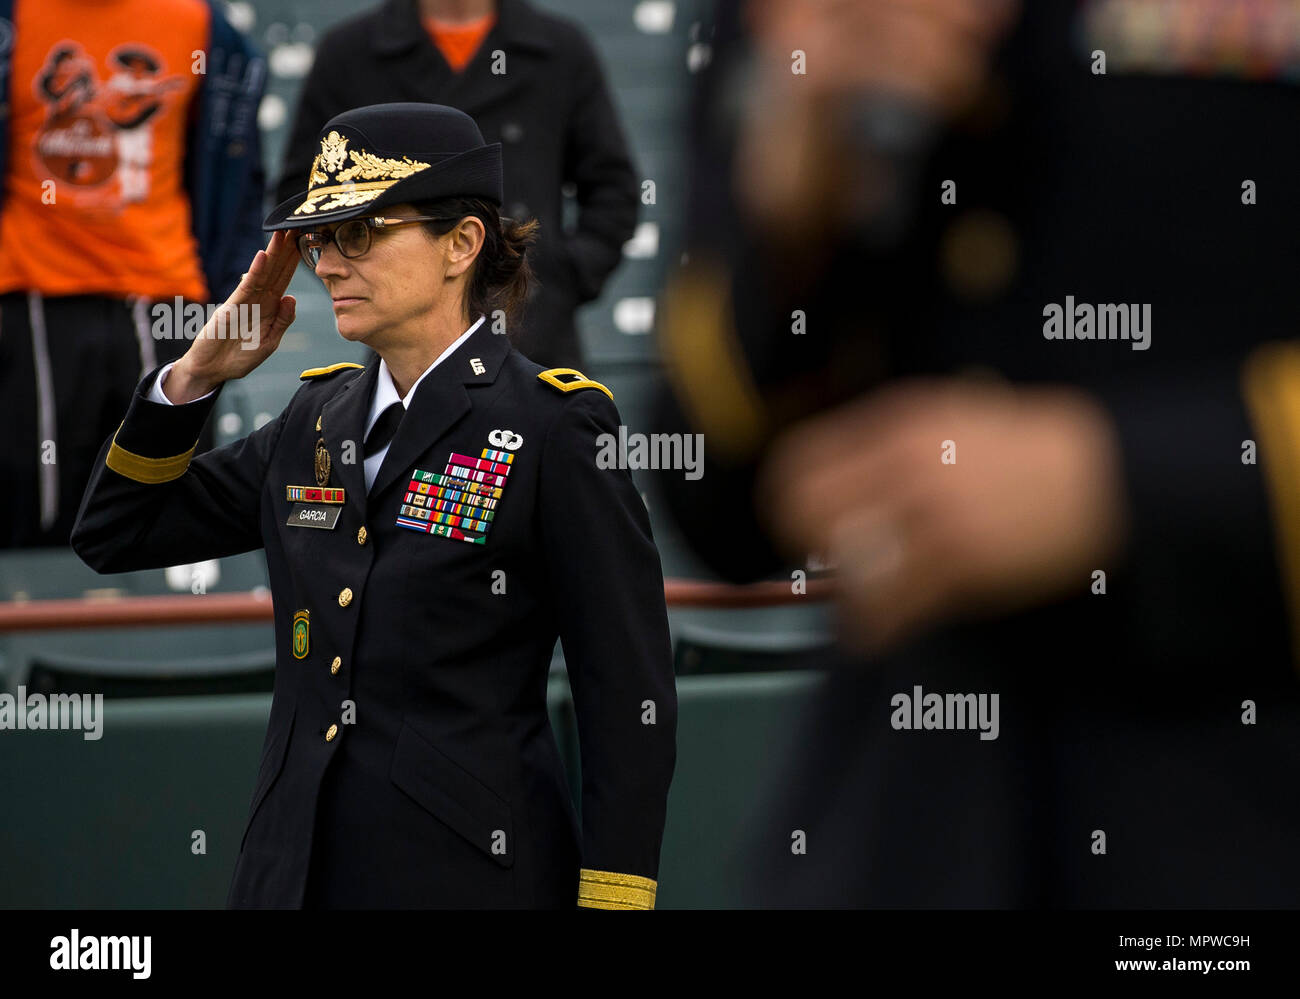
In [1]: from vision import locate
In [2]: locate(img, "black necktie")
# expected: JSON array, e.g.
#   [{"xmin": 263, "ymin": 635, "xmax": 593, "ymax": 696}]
[{"xmin": 364, "ymin": 401, "xmax": 405, "ymax": 459}]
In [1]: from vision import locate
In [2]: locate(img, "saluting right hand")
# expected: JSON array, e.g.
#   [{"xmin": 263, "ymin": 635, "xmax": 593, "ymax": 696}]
[{"xmin": 163, "ymin": 229, "xmax": 300, "ymax": 404}]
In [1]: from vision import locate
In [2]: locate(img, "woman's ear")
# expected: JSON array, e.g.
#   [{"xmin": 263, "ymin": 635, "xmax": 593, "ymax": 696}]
[{"xmin": 445, "ymin": 216, "xmax": 486, "ymax": 279}]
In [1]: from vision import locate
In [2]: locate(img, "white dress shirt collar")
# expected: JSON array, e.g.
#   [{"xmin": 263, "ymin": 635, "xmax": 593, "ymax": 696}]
[
  {"xmin": 362, "ymin": 313, "xmax": 485, "ymax": 491},
  {"xmin": 364, "ymin": 313, "xmax": 486, "ymax": 435}
]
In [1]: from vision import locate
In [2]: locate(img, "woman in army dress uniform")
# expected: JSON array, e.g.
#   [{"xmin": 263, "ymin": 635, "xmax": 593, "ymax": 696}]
[{"xmin": 72, "ymin": 103, "xmax": 677, "ymax": 909}]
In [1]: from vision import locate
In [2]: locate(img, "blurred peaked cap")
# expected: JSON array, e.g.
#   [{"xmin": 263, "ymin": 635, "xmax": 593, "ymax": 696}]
[{"xmin": 263, "ymin": 102, "xmax": 504, "ymax": 231}]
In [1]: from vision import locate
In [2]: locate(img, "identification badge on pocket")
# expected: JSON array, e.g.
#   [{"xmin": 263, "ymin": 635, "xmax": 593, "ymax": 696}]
[{"xmin": 286, "ymin": 503, "xmax": 342, "ymax": 530}]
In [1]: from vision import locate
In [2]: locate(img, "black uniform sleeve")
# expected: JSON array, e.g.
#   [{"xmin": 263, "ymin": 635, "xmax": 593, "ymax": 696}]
[
  {"xmin": 537, "ymin": 388, "xmax": 677, "ymax": 909},
  {"xmin": 559, "ymin": 26, "xmax": 639, "ymax": 305},
  {"xmin": 70, "ymin": 366, "xmax": 290, "ymax": 573}
]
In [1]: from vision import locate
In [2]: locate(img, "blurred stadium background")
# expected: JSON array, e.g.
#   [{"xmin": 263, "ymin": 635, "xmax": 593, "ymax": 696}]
[{"xmin": 0, "ymin": 0, "xmax": 831, "ymax": 908}]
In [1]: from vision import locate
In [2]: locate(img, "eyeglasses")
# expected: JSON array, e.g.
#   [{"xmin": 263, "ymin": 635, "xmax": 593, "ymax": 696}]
[{"xmin": 296, "ymin": 215, "xmax": 451, "ymax": 268}]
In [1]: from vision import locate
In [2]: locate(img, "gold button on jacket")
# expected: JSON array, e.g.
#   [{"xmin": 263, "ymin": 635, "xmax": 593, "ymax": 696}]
[{"xmin": 338, "ymin": 587, "xmax": 353, "ymax": 607}]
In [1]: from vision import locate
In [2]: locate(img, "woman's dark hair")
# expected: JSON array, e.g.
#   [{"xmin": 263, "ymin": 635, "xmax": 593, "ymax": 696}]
[{"xmin": 413, "ymin": 197, "xmax": 540, "ymax": 328}]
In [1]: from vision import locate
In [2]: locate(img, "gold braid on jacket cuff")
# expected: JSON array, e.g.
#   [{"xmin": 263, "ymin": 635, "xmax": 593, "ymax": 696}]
[
  {"xmin": 576, "ymin": 868, "xmax": 657, "ymax": 910},
  {"xmin": 105, "ymin": 425, "xmax": 196, "ymax": 484},
  {"xmin": 1242, "ymin": 341, "xmax": 1300, "ymax": 669}
]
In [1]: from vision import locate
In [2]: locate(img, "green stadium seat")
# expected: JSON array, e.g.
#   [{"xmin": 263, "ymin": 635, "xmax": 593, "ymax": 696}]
[
  {"xmin": 0, "ymin": 693, "xmax": 272, "ymax": 908},
  {"xmin": 672, "ymin": 623, "xmax": 831, "ymax": 676},
  {"xmin": 655, "ymin": 670, "xmax": 828, "ymax": 908},
  {"xmin": 0, "ymin": 548, "xmax": 276, "ymax": 698},
  {"xmin": 24, "ymin": 648, "xmax": 275, "ymax": 699},
  {"xmin": 0, "ymin": 547, "xmax": 268, "ymax": 601}
]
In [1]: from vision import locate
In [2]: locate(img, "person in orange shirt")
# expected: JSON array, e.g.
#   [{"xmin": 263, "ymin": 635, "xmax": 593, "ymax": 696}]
[{"xmin": 0, "ymin": 0, "xmax": 265, "ymax": 548}]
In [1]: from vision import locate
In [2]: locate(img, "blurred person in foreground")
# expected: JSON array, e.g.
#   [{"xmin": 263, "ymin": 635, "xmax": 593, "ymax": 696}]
[
  {"xmin": 0, "ymin": 0, "xmax": 265, "ymax": 547},
  {"xmin": 656, "ymin": 0, "xmax": 1300, "ymax": 906},
  {"xmin": 72, "ymin": 103, "xmax": 675, "ymax": 909},
  {"xmin": 274, "ymin": 0, "xmax": 639, "ymax": 370}
]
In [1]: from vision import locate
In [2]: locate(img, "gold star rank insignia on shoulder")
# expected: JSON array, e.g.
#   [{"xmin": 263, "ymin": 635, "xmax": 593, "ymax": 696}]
[{"xmin": 396, "ymin": 433, "xmax": 518, "ymax": 543}]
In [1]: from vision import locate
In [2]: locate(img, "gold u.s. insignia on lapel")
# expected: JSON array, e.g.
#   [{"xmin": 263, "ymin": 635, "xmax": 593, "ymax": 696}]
[{"xmin": 395, "ymin": 434, "xmax": 518, "ymax": 543}]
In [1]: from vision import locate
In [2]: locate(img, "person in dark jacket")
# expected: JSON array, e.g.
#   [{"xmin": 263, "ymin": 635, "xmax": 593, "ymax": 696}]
[
  {"xmin": 72, "ymin": 103, "xmax": 675, "ymax": 910},
  {"xmin": 274, "ymin": 0, "xmax": 639, "ymax": 370},
  {"xmin": 656, "ymin": 0, "xmax": 1300, "ymax": 907}
]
